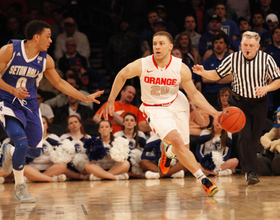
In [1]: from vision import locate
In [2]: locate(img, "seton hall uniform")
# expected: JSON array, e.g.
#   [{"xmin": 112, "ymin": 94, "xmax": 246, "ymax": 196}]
[
  {"xmin": 139, "ymin": 55, "xmax": 190, "ymax": 144},
  {"xmin": 0, "ymin": 39, "xmax": 47, "ymax": 148}
]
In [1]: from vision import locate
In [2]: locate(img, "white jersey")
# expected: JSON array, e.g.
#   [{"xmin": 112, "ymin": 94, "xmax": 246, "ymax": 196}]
[{"xmin": 140, "ymin": 54, "xmax": 182, "ymax": 105}]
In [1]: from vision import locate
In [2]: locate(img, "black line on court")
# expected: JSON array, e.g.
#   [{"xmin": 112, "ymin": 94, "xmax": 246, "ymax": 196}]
[{"xmin": 81, "ymin": 205, "xmax": 88, "ymax": 215}]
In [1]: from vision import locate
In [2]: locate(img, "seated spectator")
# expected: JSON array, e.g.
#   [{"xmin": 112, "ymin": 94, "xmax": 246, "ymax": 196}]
[
  {"xmin": 171, "ymin": 47, "xmax": 202, "ymax": 92},
  {"xmin": 52, "ymin": 95, "xmax": 94, "ymax": 132},
  {"xmin": 202, "ymin": 32, "xmax": 233, "ymax": 107},
  {"xmin": 60, "ymin": 115, "xmax": 91, "ymax": 180},
  {"xmin": 199, "ymin": 14, "xmax": 222, "ymax": 58},
  {"xmin": 93, "ymin": 85, "xmax": 148, "ymax": 134},
  {"xmin": 231, "ymin": 17, "xmax": 251, "ymax": 52},
  {"xmin": 261, "ymin": 13, "xmax": 279, "ymax": 46},
  {"xmin": 251, "ymin": 11, "xmax": 269, "ymax": 38},
  {"xmin": 140, "ymin": 131, "xmax": 186, "ymax": 179},
  {"xmin": 45, "ymin": 71, "xmax": 93, "ymax": 110},
  {"xmin": 175, "ymin": 32, "xmax": 199, "ymax": 66},
  {"xmin": 54, "ymin": 17, "xmax": 90, "ymax": 62},
  {"xmin": 226, "ymin": 0, "xmax": 251, "ymax": 22},
  {"xmin": 196, "ymin": 120, "xmax": 238, "ymax": 176},
  {"xmin": 70, "ymin": 57, "xmax": 107, "ymax": 93},
  {"xmin": 50, "ymin": 8, "xmax": 65, "ymax": 42},
  {"xmin": 84, "ymin": 120, "xmax": 130, "ymax": 180},
  {"xmin": 114, "ymin": 113, "xmax": 146, "ymax": 178},
  {"xmin": 216, "ymin": 87, "xmax": 232, "ymax": 111},
  {"xmin": 37, "ymin": 89, "xmax": 54, "ymax": 123},
  {"xmin": 23, "ymin": 116, "xmax": 67, "ymax": 182},
  {"xmin": 57, "ymin": 37, "xmax": 88, "ymax": 74}
]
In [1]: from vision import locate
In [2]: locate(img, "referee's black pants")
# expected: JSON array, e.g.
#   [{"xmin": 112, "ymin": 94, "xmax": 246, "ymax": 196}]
[{"xmin": 228, "ymin": 93, "xmax": 269, "ymax": 173}]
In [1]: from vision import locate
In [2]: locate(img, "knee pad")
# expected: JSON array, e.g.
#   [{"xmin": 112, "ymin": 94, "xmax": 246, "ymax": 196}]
[{"xmin": 12, "ymin": 137, "xmax": 29, "ymax": 170}]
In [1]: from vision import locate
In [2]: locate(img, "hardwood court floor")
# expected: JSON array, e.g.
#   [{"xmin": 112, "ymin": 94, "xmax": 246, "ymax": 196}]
[{"xmin": 0, "ymin": 174, "xmax": 280, "ymax": 220}]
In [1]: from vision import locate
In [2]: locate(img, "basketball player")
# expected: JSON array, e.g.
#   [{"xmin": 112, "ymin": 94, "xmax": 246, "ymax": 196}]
[
  {"xmin": 100, "ymin": 31, "xmax": 220, "ymax": 197},
  {"xmin": 0, "ymin": 20, "xmax": 103, "ymax": 203},
  {"xmin": 192, "ymin": 31, "xmax": 280, "ymax": 185}
]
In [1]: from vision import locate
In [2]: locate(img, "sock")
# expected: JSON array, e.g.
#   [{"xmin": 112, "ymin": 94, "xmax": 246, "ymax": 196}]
[
  {"xmin": 13, "ymin": 169, "xmax": 25, "ymax": 185},
  {"xmin": 165, "ymin": 145, "xmax": 175, "ymax": 158},
  {"xmin": 193, "ymin": 169, "xmax": 207, "ymax": 181},
  {"xmin": 145, "ymin": 171, "xmax": 160, "ymax": 179},
  {"xmin": 115, "ymin": 173, "xmax": 129, "ymax": 180}
]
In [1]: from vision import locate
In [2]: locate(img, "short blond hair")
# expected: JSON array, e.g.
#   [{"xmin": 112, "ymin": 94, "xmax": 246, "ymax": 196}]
[
  {"xmin": 153, "ymin": 31, "xmax": 173, "ymax": 44},
  {"xmin": 242, "ymin": 31, "xmax": 260, "ymax": 44}
]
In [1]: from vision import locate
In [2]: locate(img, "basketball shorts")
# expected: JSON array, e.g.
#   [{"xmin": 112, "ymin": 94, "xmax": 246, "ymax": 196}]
[{"xmin": 140, "ymin": 91, "xmax": 190, "ymax": 145}]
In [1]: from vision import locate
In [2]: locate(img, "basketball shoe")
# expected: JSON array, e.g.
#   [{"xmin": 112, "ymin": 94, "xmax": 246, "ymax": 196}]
[
  {"xmin": 245, "ymin": 172, "xmax": 260, "ymax": 185},
  {"xmin": 202, "ymin": 178, "xmax": 219, "ymax": 197},
  {"xmin": 2, "ymin": 143, "xmax": 13, "ymax": 174},
  {"xmin": 15, "ymin": 182, "xmax": 36, "ymax": 203},
  {"xmin": 158, "ymin": 141, "xmax": 175, "ymax": 174}
]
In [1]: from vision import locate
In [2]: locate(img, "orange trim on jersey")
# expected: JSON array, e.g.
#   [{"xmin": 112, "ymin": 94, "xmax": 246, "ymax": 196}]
[
  {"xmin": 143, "ymin": 94, "xmax": 178, "ymax": 107},
  {"xmin": 152, "ymin": 55, "xmax": 172, "ymax": 70}
]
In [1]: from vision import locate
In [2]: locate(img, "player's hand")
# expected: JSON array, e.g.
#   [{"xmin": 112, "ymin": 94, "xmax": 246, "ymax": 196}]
[
  {"xmin": 85, "ymin": 90, "xmax": 104, "ymax": 103},
  {"xmin": 255, "ymin": 86, "xmax": 268, "ymax": 98},
  {"xmin": 192, "ymin": 64, "xmax": 204, "ymax": 76},
  {"xmin": 99, "ymin": 101, "xmax": 114, "ymax": 120},
  {"xmin": 12, "ymin": 87, "xmax": 30, "ymax": 99}
]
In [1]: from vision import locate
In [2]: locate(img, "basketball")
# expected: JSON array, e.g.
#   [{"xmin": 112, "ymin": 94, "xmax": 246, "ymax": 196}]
[{"xmin": 218, "ymin": 106, "xmax": 246, "ymax": 133}]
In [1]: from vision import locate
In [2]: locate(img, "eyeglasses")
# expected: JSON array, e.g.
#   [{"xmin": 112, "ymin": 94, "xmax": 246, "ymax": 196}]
[{"xmin": 220, "ymin": 94, "xmax": 229, "ymax": 98}]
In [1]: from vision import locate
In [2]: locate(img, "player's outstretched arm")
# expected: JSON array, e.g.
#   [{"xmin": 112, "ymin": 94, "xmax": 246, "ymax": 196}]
[
  {"xmin": 44, "ymin": 54, "xmax": 104, "ymax": 103},
  {"xmin": 0, "ymin": 44, "xmax": 30, "ymax": 99},
  {"xmin": 100, "ymin": 59, "xmax": 142, "ymax": 120},
  {"xmin": 192, "ymin": 64, "xmax": 220, "ymax": 81}
]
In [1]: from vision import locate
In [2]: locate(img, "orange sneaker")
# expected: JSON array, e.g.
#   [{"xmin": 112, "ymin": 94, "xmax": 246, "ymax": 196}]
[
  {"xmin": 202, "ymin": 178, "xmax": 219, "ymax": 197},
  {"xmin": 158, "ymin": 141, "xmax": 174, "ymax": 175}
]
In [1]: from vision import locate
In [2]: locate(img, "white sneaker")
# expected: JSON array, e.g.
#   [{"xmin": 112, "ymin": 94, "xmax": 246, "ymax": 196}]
[
  {"xmin": 218, "ymin": 169, "xmax": 233, "ymax": 176},
  {"xmin": 15, "ymin": 182, "xmax": 36, "ymax": 203},
  {"xmin": 2, "ymin": 143, "xmax": 13, "ymax": 174},
  {"xmin": 89, "ymin": 174, "xmax": 101, "ymax": 181},
  {"xmin": 0, "ymin": 177, "xmax": 5, "ymax": 184},
  {"xmin": 145, "ymin": 171, "xmax": 160, "ymax": 179},
  {"xmin": 52, "ymin": 174, "xmax": 67, "ymax": 182},
  {"xmin": 171, "ymin": 170, "xmax": 185, "ymax": 178},
  {"xmin": 115, "ymin": 173, "xmax": 129, "ymax": 180}
]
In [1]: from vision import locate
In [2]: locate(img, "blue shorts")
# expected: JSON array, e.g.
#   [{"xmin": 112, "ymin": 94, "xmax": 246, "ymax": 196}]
[{"xmin": 0, "ymin": 97, "xmax": 43, "ymax": 148}]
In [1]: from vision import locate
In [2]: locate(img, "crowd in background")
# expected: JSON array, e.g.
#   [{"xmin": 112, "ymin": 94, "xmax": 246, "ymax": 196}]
[{"xmin": 0, "ymin": 0, "xmax": 280, "ymax": 182}]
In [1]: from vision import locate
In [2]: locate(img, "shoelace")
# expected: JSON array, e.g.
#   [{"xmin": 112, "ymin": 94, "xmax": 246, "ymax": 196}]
[{"xmin": 17, "ymin": 184, "xmax": 31, "ymax": 197}]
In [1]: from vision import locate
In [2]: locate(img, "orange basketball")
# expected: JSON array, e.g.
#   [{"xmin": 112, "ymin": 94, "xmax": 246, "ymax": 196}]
[{"xmin": 218, "ymin": 106, "xmax": 246, "ymax": 133}]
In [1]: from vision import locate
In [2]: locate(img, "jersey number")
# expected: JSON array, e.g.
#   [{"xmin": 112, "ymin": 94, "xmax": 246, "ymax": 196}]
[
  {"xmin": 16, "ymin": 77, "xmax": 27, "ymax": 88},
  {"xmin": 151, "ymin": 85, "xmax": 169, "ymax": 96}
]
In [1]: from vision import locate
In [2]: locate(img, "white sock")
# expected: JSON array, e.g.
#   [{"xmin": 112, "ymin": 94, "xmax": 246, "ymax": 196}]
[
  {"xmin": 52, "ymin": 174, "xmax": 67, "ymax": 182},
  {"xmin": 13, "ymin": 169, "xmax": 25, "ymax": 185},
  {"xmin": 89, "ymin": 174, "xmax": 101, "ymax": 181},
  {"xmin": 0, "ymin": 177, "xmax": 5, "ymax": 184},
  {"xmin": 218, "ymin": 169, "xmax": 233, "ymax": 176},
  {"xmin": 165, "ymin": 144, "xmax": 175, "ymax": 158},
  {"xmin": 145, "ymin": 171, "xmax": 160, "ymax": 179},
  {"xmin": 115, "ymin": 173, "xmax": 129, "ymax": 180},
  {"xmin": 193, "ymin": 169, "xmax": 207, "ymax": 181},
  {"xmin": 171, "ymin": 170, "xmax": 185, "ymax": 178}
]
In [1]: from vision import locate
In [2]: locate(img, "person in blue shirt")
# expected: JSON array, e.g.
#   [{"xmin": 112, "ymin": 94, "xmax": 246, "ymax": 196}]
[
  {"xmin": 0, "ymin": 20, "xmax": 103, "ymax": 203},
  {"xmin": 202, "ymin": 32, "xmax": 232, "ymax": 107},
  {"xmin": 231, "ymin": 17, "xmax": 251, "ymax": 52}
]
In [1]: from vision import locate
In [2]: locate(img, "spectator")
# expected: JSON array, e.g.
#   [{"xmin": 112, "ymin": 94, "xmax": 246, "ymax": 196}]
[
  {"xmin": 196, "ymin": 120, "xmax": 238, "ymax": 176},
  {"xmin": 45, "ymin": 71, "xmax": 93, "ymax": 110},
  {"xmin": 60, "ymin": 115, "xmax": 91, "ymax": 180},
  {"xmin": 261, "ymin": 13, "xmax": 279, "ymax": 46},
  {"xmin": 202, "ymin": 32, "xmax": 232, "ymax": 107},
  {"xmin": 50, "ymin": 8, "xmax": 65, "ymax": 42},
  {"xmin": 114, "ymin": 113, "xmax": 146, "ymax": 178},
  {"xmin": 231, "ymin": 17, "xmax": 252, "ymax": 52},
  {"xmin": 251, "ymin": 11, "xmax": 269, "ymax": 38},
  {"xmin": 23, "ymin": 116, "xmax": 67, "ymax": 182},
  {"xmin": 93, "ymin": 85, "xmax": 147, "ymax": 134},
  {"xmin": 140, "ymin": 131, "xmax": 186, "ymax": 179},
  {"xmin": 154, "ymin": 4, "xmax": 178, "ymax": 38},
  {"xmin": 190, "ymin": 0, "xmax": 205, "ymax": 34},
  {"xmin": 105, "ymin": 18, "xmax": 141, "ymax": 84},
  {"xmin": 40, "ymin": 0, "xmax": 54, "ymax": 26},
  {"xmin": 84, "ymin": 120, "xmax": 130, "ymax": 181},
  {"xmin": 142, "ymin": 17, "xmax": 167, "ymax": 57},
  {"xmin": 175, "ymin": 31, "xmax": 199, "ymax": 66},
  {"xmin": 226, "ymin": 0, "xmax": 251, "ymax": 21},
  {"xmin": 5, "ymin": 16, "xmax": 25, "ymax": 40},
  {"xmin": 37, "ymin": 89, "xmax": 54, "ymax": 123},
  {"xmin": 258, "ymin": 0, "xmax": 278, "ymax": 22},
  {"xmin": 69, "ymin": 57, "xmax": 107, "ymax": 93},
  {"xmin": 52, "ymin": 95, "xmax": 94, "ymax": 131},
  {"xmin": 182, "ymin": 15, "xmax": 201, "ymax": 52},
  {"xmin": 57, "ymin": 37, "xmax": 88, "ymax": 74},
  {"xmin": 216, "ymin": 87, "xmax": 232, "ymax": 111},
  {"xmin": 214, "ymin": 3, "xmax": 240, "ymax": 44},
  {"xmin": 199, "ymin": 14, "xmax": 222, "ymax": 57},
  {"xmin": 54, "ymin": 17, "xmax": 90, "ymax": 62}
]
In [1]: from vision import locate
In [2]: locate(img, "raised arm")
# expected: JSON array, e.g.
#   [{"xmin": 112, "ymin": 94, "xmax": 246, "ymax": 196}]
[
  {"xmin": 0, "ymin": 44, "xmax": 30, "ymax": 99},
  {"xmin": 181, "ymin": 63, "xmax": 219, "ymax": 120},
  {"xmin": 99, "ymin": 58, "xmax": 142, "ymax": 120},
  {"xmin": 192, "ymin": 64, "xmax": 221, "ymax": 81},
  {"xmin": 44, "ymin": 54, "xmax": 104, "ymax": 103}
]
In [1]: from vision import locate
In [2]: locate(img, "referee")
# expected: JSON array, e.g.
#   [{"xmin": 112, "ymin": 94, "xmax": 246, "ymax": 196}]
[{"xmin": 192, "ymin": 31, "xmax": 280, "ymax": 185}]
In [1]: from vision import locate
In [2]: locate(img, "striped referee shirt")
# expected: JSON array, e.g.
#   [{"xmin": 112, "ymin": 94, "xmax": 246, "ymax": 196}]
[{"xmin": 216, "ymin": 50, "xmax": 280, "ymax": 98}]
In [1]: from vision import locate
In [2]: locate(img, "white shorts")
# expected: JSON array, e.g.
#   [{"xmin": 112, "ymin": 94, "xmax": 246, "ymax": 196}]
[{"xmin": 140, "ymin": 91, "xmax": 190, "ymax": 145}]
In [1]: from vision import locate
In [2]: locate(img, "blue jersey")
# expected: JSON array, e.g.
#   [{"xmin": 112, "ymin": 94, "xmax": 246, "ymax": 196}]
[{"xmin": 0, "ymin": 39, "xmax": 47, "ymax": 100}]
